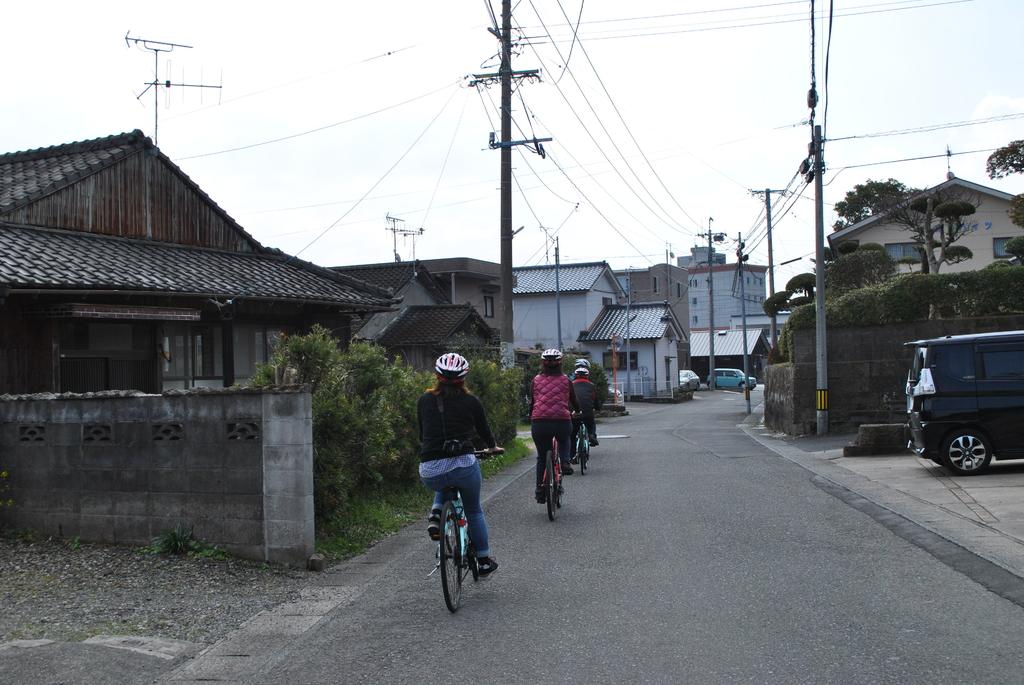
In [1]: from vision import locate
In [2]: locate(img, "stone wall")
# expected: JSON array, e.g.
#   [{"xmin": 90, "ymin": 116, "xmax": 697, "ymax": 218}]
[
  {"xmin": 0, "ymin": 388, "xmax": 313, "ymax": 566},
  {"xmin": 766, "ymin": 315, "xmax": 1024, "ymax": 435}
]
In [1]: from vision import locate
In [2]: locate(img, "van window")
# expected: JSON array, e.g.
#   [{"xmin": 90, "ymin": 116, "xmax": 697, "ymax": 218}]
[
  {"xmin": 979, "ymin": 344, "xmax": 1024, "ymax": 379},
  {"xmin": 908, "ymin": 346, "xmax": 925, "ymax": 384},
  {"xmin": 930, "ymin": 343, "xmax": 975, "ymax": 388}
]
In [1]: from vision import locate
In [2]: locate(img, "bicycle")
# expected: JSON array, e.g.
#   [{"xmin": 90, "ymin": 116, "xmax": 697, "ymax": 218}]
[
  {"xmin": 574, "ymin": 420, "xmax": 590, "ymax": 475},
  {"xmin": 541, "ymin": 438, "xmax": 563, "ymax": 521},
  {"xmin": 432, "ymin": 449, "xmax": 500, "ymax": 613}
]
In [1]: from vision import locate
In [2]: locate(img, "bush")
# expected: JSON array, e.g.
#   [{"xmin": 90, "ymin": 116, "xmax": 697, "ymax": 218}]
[
  {"xmin": 251, "ymin": 329, "xmax": 527, "ymax": 523},
  {"xmin": 465, "ymin": 358, "xmax": 522, "ymax": 445},
  {"xmin": 825, "ymin": 250, "xmax": 896, "ymax": 298},
  {"xmin": 858, "ymin": 242, "xmax": 886, "ymax": 253},
  {"xmin": 836, "ymin": 241, "xmax": 859, "ymax": 255},
  {"xmin": 773, "ymin": 268, "xmax": 1024, "ymax": 361}
]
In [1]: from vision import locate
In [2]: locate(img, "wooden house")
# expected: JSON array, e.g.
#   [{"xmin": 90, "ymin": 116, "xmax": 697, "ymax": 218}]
[{"xmin": 0, "ymin": 130, "xmax": 396, "ymax": 394}]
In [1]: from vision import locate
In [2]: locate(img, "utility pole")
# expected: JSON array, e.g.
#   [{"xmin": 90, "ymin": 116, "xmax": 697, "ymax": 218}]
[
  {"xmin": 470, "ymin": 0, "xmax": 548, "ymax": 368},
  {"xmin": 813, "ymin": 124, "xmax": 829, "ymax": 434},
  {"xmin": 625, "ymin": 268, "xmax": 632, "ymax": 399},
  {"xmin": 698, "ymin": 219, "xmax": 726, "ymax": 389},
  {"xmin": 736, "ymin": 232, "xmax": 752, "ymax": 415},
  {"xmin": 751, "ymin": 188, "xmax": 787, "ymax": 348},
  {"xmin": 554, "ymin": 237, "xmax": 563, "ymax": 349},
  {"xmin": 125, "ymin": 33, "xmax": 222, "ymax": 146}
]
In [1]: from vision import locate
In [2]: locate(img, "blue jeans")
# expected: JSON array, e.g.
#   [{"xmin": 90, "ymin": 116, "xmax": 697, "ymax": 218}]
[
  {"xmin": 420, "ymin": 462, "xmax": 490, "ymax": 558},
  {"xmin": 531, "ymin": 419, "xmax": 572, "ymax": 488}
]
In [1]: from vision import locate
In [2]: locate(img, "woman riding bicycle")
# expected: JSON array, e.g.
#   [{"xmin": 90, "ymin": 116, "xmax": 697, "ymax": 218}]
[
  {"xmin": 418, "ymin": 353, "xmax": 503, "ymax": 576},
  {"xmin": 529, "ymin": 348, "xmax": 581, "ymax": 503}
]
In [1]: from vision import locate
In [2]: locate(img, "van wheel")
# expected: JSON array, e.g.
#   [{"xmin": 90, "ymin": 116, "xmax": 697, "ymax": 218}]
[{"xmin": 940, "ymin": 429, "xmax": 993, "ymax": 476}]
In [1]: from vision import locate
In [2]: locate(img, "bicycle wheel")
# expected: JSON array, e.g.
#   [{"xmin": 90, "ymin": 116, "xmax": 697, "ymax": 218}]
[
  {"xmin": 581, "ymin": 430, "xmax": 589, "ymax": 473},
  {"xmin": 545, "ymin": 449, "xmax": 557, "ymax": 521},
  {"xmin": 439, "ymin": 501, "xmax": 462, "ymax": 612}
]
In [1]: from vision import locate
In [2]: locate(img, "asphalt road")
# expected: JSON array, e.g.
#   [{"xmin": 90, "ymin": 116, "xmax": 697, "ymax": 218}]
[{"xmin": 243, "ymin": 390, "xmax": 1024, "ymax": 684}]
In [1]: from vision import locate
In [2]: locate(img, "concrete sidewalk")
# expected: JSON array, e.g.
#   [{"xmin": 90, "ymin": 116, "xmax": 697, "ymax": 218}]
[{"xmin": 742, "ymin": 418, "xmax": 1024, "ymax": 582}]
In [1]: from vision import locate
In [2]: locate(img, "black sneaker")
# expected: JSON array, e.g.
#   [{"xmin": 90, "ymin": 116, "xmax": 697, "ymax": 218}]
[
  {"xmin": 427, "ymin": 510, "xmax": 441, "ymax": 541},
  {"xmin": 477, "ymin": 556, "xmax": 498, "ymax": 576},
  {"xmin": 561, "ymin": 463, "xmax": 574, "ymax": 475},
  {"xmin": 535, "ymin": 487, "xmax": 547, "ymax": 503},
  {"xmin": 590, "ymin": 437, "xmax": 599, "ymax": 446}
]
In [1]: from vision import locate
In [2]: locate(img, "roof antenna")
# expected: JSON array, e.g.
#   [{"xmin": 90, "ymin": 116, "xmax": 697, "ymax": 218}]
[
  {"xmin": 385, "ymin": 213, "xmax": 424, "ymax": 264},
  {"xmin": 946, "ymin": 145, "xmax": 955, "ymax": 180},
  {"xmin": 124, "ymin": 32, "xmax": 223, "ymax": 146}
]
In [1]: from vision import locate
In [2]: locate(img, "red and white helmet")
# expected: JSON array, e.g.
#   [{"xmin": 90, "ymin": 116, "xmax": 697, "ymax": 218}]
[
  {"xmin": 541, "ymin": 348, "xmax": 563, "ymax": 366},
  {"xmin": 435, "ymin": 352, "xmax": 470, "ymax": 379},
  {"xmin": 575, "ymin": 366, "xmax": 589, "ymax": 376}
]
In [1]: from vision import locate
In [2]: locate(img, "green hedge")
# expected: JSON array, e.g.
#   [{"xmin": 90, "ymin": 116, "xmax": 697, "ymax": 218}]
[
  {"xmin": 776, "ymin": 269, "xmax": 1024, "ymax": 362},
  {"xmin": 251, "ymin": 327, "xmax": 522, "ymax": 522}
]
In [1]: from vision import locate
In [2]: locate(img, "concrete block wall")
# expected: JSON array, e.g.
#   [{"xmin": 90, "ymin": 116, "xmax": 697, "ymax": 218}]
[
  {"xmin": 0, "ymin": 389, "xmax": 313, "ymax": 566},
  {"xmin": 765, "ymin": 315, "xmax": 1024, "ymax": 435}
]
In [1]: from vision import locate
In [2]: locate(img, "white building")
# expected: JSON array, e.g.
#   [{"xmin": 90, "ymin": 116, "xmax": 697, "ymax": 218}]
[
  {"xmin": 576, "ymin": 302, "xmax": 687, "ymax": 398},
  {"xmin": 512, "ymin": 261, "xmax": 624, "ymax": 351},
  {"xmin": 828, "ymin": 176, "xmax": 1021, "ymax": 271}
]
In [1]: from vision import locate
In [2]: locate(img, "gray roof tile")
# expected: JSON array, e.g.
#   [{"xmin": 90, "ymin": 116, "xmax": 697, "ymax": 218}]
[
  {"xmin": 513, "ymin": 262, "xmax": 610, "ymax": 294},
  {"xmin": 578, "ymin": 303, "xmax": 674, "ymax": 341},
  {"xmin": 0, "ymin": 222, "xmax": 395, "ymax": 308}
]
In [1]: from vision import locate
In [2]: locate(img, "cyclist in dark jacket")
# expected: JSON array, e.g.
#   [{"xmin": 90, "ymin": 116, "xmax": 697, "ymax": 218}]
[
  {"xmin": 418, "ymin": 353, "xmax": 503, "ymax": 576},
  {"xmin": 569, "ymin": 364, "xmax": 599, "ymax": 460}
]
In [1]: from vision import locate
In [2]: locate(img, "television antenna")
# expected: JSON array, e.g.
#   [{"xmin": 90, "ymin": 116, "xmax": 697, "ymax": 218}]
[
  {"xmin": 125, "ymin": 33, "xmax": 223, "ymax": 145},
  {"xmin": 385, "ymin": 214, "xmax": 424, "ymax": 263}
]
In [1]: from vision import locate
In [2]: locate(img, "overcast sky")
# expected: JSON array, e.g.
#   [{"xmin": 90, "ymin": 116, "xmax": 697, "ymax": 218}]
[{"xmin": 3, "ymin": 0, "xmax": 1022, "ymax": 286}]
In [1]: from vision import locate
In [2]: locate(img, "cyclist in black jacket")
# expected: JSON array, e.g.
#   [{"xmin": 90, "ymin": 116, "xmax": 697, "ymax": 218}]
[
  {"xmin": 569, "ymin": 362, "xmax": 599, "ymax": 461},
  {"xmin": 417, "ymin": 353, "xmax": 503, "ymax": 576}
]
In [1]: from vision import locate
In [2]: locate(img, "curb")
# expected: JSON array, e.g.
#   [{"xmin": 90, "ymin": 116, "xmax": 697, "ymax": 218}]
[
  {"xmin": 740, "ymin": 419, "xmax": 1024, "ymax": 585},
  {"xmin": 161, "ymin": 450, "xmax": 536, "ymax": 683}
]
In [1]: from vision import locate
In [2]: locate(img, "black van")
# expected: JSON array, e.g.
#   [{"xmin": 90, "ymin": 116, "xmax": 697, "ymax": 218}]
[{"xmin": 906, "ymin": 330, "xmax": 1024, "ymax": 475}]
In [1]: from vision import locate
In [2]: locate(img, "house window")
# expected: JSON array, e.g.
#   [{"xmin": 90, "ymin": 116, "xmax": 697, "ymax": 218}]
[
  {"xmin": 602, "ymin": 350, "xmax": 639, "ymax": 370},
  {"xmin": 652, "ymin": 276, "xmax": 659, "ymax": 293},
  {"xmin": 885, "ymin": 242, "xmax": 921, "ymax": 261},
  {"xmin": 994, "ymin": 237, "xmax": 1011, "ymax": 258},
  {"xmin": 691, "ymin": 297, "xmax": 697, "ymax": 305},
  {"xmin": 484, "ymin": 295, "xmax": 495, "ymax": 318},
  {"xmin": 676, "ymin": 283, "xmax": 682, "ymax": 297},
  {"xmin": 692, "ymin": 315, "xmax": 698, "ymax": 325},
  {"xmin": 603, "ymin": 297, "xmax": 612, "ymax": 306}
]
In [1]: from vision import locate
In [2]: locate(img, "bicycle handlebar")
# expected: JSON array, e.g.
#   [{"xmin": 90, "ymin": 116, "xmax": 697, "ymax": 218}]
[{"xmin": 473, "ymin": 448, "xmax": 505, "ymax": 460}]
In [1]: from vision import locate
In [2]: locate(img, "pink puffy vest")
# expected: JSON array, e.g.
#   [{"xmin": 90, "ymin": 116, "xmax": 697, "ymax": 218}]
[{"xmin": 531, "ymin": 374, "xmax": 571, "ymax": 421}]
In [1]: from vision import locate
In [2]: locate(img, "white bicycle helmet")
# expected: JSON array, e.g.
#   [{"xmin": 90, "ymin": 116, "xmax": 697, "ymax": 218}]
[
  {"xmin": 541, "ymin": 348, "xmax": 562, "ymax": 360},
  {"xmin": 574, "ymin": 359, "xmax": 591, "ymax": 369},
  {"xmin": 575, "ymin": 366, "xmax": 590, "ymax": 376},
  {"xmin": 435, "ymin": 352, "xmax": 470, "ymax": 379}
]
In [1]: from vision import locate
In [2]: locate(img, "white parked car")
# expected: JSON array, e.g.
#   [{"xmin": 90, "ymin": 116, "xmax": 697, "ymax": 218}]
[{"xmin": 678, "ymin": 369, "xmax": 700, "ymax": 391}]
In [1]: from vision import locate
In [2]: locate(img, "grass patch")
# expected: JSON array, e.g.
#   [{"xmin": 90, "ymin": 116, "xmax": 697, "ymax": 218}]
[{"xmin": 317, "ymin": 437, "xmax": 530, "ymax": 560}]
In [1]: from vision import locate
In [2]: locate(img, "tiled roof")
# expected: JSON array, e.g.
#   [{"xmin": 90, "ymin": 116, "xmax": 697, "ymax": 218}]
[
  {"xmin": 332, "ymin": 261, "xmax": 448, "ymax": 302},
  {"xmin": 0, "ymin": 130, "xmax": 261, "ymax": 250},
  {"xmin": 513, "ymin": 262, "xmax": 611, "ymax": 294},
  {"xmin": 377, "ymin": 304, "xmax": 491, "ymax": 346},
  {"xmin": 578, "ymin": 303, "xmax": 676, "ymax": 342},
  {"xmin": 689, "ymin": 329, "xmax": 768, "ymax": 357},
  {"xmin": 0, "ymin": 131, "xmax": 146, "ymax": 213},
  {"xmin": 0, "ymin": 222, "xmax": 395, "ymax": 308}
]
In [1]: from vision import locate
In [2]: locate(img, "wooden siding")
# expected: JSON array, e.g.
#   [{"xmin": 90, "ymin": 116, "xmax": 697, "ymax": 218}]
[
  {"xmin": 0, "ymin": 305, "xmax": 56, "ymax": 394},
  {"xmin": 3, "ymin": 151, "xmax": 256, "ymax": 252}
]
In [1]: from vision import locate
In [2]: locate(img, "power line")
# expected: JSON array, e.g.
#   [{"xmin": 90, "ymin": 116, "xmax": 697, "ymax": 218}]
[
  {"xmin": 528, "ymin": 0, "xmax": 972, "ymax": 42},
  {"xmin": 521, "ymin": 6, "xmax": 694, "ymax": 236},
  {"xmin": 828, "ymin": 112, "xmax": 1024, "ymax": 142},
  {"xmin": 834, "ymin": 146, "xmax": 996, "ymax": 171},
  {"xmin": 555, "ymin": 0, "xmax": 585, "ymax": 83},
  {"xmin": 546, "ymin": 150, "xmax": 654, "ymax": 264},
  {"xmin": 551, "ymin": 0, "xmax": 701, "ymax": 233},
  {"xmin": 419, "ymin": 88, "xmax": 471, "ymax": 230},
  {"xmin": 179, "ymin": 80, "xmax": 460, "ymax": 160},
  {"xmin": 289, "ymin": 86, "xmax": 460, "ymax": 259}
]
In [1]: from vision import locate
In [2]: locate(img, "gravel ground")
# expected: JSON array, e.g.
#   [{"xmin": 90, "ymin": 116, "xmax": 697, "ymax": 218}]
[{"xmin": 0, "ymin": 535, "xmax": 312, "ymax": 645}]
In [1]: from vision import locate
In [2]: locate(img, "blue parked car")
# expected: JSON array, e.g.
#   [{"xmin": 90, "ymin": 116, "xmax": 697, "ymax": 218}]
[{"xmin": 707, "ymin": 368, "xmax": 757, "ymax": 390}]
